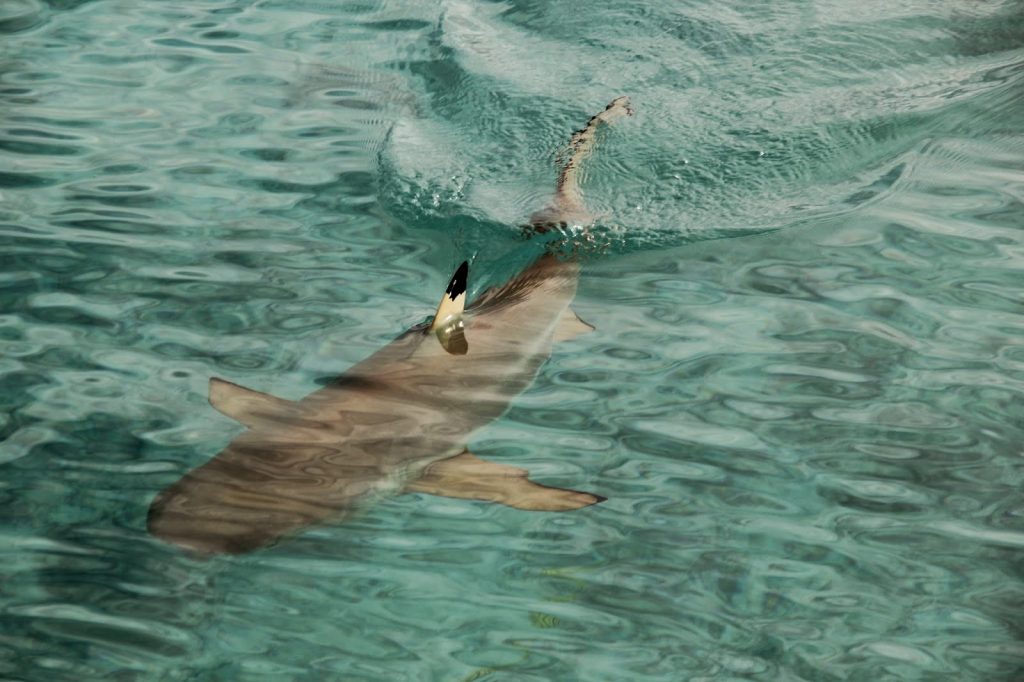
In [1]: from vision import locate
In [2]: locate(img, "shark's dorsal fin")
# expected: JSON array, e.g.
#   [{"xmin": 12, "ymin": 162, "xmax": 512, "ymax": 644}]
[
  {"xmin": 208, "ymin": 377, "xmax": 294, "ymax": 429},
  {"xmin": 405, "ymin": 451, "xmax": 605, "ymax": 511},
  {"xmin": 430, "ymin": 261, "xmax": 469, "ymax": 355},
  {"xmin": 554, "ymin": 309, "xmax": 594, "ymax": 343}
]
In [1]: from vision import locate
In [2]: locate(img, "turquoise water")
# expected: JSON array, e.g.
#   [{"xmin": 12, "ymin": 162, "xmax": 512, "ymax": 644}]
[{"xmin": 2, "ymin": 0, "xmax": 1024, "ymax": 678}]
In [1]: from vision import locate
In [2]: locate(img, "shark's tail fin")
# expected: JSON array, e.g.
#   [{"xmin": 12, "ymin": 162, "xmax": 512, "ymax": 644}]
[
  {"xmin": 527, "ymin": 96, "xmax": 633, "ymax": 233},
  {"xmin": 555, "ymin": 96, "xmax": 633, "ymax": 210}
]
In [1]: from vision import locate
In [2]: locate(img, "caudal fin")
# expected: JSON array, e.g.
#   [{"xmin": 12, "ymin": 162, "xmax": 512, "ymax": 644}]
[
  {"xmin": 555, "ymin": 96, "xmax": 633, "ymax": 212},
  {"xmin": 528, "ymin": 96, "xmax": 633, "ymax": 231}
]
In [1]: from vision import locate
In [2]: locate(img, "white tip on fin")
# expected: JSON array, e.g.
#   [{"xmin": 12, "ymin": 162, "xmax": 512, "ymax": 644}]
[
  {"xmin": 208, "ymin": 377, "xmax": 294, "ymax": 429},
  {"xmin": 431, "ymin": 261, "xmax": 469, "ymax": 355}
]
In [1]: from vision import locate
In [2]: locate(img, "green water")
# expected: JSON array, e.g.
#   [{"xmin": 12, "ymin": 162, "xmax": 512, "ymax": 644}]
[{"xmin": 2, "ymin": 0, "xmax": 1024, "ymax": 679}]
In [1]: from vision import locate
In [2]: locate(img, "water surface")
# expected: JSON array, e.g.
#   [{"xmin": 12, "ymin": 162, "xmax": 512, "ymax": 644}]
[{"xmin": 1, "ymin": 0, "xmax": 1023, "ymax": 679}]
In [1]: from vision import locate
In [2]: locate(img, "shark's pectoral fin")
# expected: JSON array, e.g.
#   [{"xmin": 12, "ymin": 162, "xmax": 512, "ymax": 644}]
[
  {"xmin": 406, "ymin": 451, "xmax": 605, "ymax": 512},
  {"xmin": 553, "ymin": 309, "xmax": 595, "ymax": 343},
  {"xmin": 431, "ymin": 261, "xmax": 469, "ymax": 355},
  {"xmin": 208, "ymin": 377, "xmax": 294, "ymax": 429}
]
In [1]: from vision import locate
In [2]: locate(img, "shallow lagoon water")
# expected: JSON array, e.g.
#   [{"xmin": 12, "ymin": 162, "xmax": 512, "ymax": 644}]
[{"xmin": 2, "ymin": 0, "xmax": 1024, "ymax": 679}]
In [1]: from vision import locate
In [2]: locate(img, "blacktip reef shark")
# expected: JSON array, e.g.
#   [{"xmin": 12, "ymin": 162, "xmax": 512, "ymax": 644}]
[{"xmin": 148, "ymin": 96, "xmax": 633, "ymax": 554}]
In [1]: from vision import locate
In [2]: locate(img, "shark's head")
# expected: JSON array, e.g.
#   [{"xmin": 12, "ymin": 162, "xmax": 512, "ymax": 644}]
[
  {"xmin": 146, "ymin": 445, "xmax": 359, "ymax": 555},
  {"xmin": 147, "ymin": 490, "xmax": 280, "ymax": 555}
]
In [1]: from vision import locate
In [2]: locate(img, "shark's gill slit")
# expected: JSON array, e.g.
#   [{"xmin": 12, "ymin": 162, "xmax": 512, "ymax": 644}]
[{"xmin": 148, "ymin": 97, "xmax": 632, "ymax": 554}]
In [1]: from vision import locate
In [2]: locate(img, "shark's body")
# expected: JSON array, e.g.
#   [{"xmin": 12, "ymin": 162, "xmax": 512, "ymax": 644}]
[{"xmin": 148, "ymin": 97, "xmax": 632, "ymax": 554}]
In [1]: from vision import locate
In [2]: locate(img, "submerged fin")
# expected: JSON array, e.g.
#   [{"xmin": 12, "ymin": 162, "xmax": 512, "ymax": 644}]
[
  {"xmin": 406, "ymin": 451, "xmax": 605, "ymax": 512},
  {"xmin": 208, "ymin": 377, "xmax": 294, "ymax": 429},
  {"xmin": 553, "ymin": 308, "xmax": 595, "ymax": 343},
  {"xmin": 431, "ymin": 261, "xmax": 469, "ymax": 355},
  {"xmin": 438, "ymin": 324, "xmax": 468, "ymax": 355}
]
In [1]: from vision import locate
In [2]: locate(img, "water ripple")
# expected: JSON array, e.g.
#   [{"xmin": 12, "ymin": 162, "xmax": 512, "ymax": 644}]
[{"xmin": 2, "ymin": 0, "xmax": 1024, "ymax": 679}]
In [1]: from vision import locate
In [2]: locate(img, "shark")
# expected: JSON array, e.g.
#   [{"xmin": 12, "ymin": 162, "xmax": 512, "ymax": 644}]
[{"xmin": 148, "ymin": 96, "xmax": 633, "ymax": 554}]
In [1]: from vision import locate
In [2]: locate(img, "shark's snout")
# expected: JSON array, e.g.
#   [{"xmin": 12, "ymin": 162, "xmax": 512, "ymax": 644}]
[{"xmin": 148, "ymin": 488, "xmax": 284, "ymax": 555}]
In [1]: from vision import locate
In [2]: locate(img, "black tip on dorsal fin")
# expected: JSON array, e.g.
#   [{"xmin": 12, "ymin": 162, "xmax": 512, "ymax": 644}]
[
  {"xmin": 432, "ymin": 260, "xmax": 470, "ymax": 350},
  {"xmin": 446, "ymin": 261, "xmax": 468, "ymax": 300}
]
